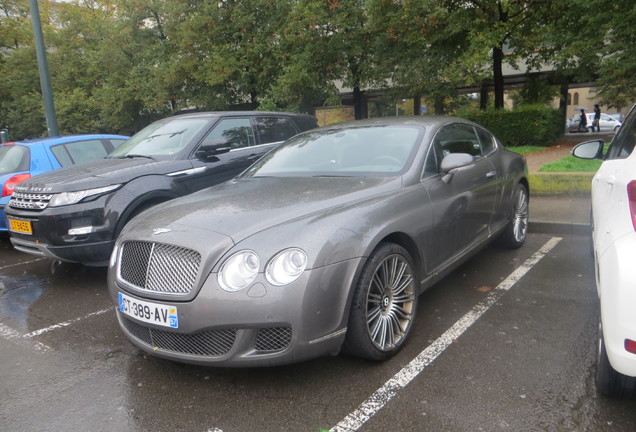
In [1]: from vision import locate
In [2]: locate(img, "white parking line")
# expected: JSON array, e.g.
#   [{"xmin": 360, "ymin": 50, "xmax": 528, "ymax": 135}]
[
  {"xmin": 330, "ymin": 236, "xmax": 562, "ymax": 432},
  {"xmin": 0, "ymin": 308, "xmax": 114, "ymax": 352},
  {"xmin": 24, "ymin": 308, "xmax": 113, "ymax": 338},
  {"xmin": 0, "ymin": 322, "xmax": 52, "ymax": 352},
  {"xmin": 0, "ymin": 257, "xmax": 46, "ymax": 271}
]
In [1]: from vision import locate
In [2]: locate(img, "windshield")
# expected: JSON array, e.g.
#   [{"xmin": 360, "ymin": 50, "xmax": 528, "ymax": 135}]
[
  {"xmin": 0, "ymin": 145, "xmax": 29, "ymax": 175},
  {"xmin": 241, "ymin": 125, "xmax": 422, "ymax": 178},
  {"xmin": 108, "ymin": 118, "xmax": 210, "ymax": 158}
]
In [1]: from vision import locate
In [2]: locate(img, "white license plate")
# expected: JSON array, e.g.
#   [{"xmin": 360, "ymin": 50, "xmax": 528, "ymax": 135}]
[{"xmin": 118, "ymin": 292, "xmax": 178, "ymax": 328}]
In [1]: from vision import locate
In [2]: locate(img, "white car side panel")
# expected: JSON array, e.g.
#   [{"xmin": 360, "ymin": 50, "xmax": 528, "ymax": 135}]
[{"xmin": 593, "ymin": 152, "xmax": 636, "ymax": 377}]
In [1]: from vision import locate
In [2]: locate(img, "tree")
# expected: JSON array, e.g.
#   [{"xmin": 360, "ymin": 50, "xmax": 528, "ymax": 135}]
[{"xmin": 275, "ymin": 0, "xmax": 384, "ymax": 119}]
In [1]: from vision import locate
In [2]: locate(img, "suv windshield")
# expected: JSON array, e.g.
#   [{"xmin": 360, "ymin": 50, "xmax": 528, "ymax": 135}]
[
  {"xmin": 108, "ymin": 118, "xmax": 209, "ymax": 159},
  {"xmin": 0, "ymin": 145, "xmax": 29, "ymax": 175},
  {"xmin": 241, "ymin": 125, "xmax": 421, "ymax": 178}
]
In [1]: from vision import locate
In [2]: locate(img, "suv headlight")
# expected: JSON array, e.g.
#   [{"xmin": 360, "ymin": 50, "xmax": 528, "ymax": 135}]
[
  {"xmin": 266, "ymin": 248, "xmax": 307, "ymax": 286},
  {"xmin": 49, "ymin": 184, "xmax": 121, "ymax": 207},
  {"xmin": 218, "ymin": 250, "xmax": 260, "ymax": 292}
]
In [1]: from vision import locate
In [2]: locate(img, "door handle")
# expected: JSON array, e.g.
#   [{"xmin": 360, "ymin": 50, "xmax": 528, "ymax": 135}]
[{"xmin": 486, "ymin": 171, "xmax": 496, "ymax": 179}]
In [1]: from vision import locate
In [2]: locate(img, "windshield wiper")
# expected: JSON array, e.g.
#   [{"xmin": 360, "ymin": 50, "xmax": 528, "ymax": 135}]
[{"xmin": 111, "ymin": 154, "xmax": 155, "ymax": 160}]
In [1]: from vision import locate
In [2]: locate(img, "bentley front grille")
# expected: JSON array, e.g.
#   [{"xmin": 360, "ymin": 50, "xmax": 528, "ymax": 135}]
[
  {"xmin": 254, "ymin": 327, "xmax": 292, "ymax": 352},
  {"xmin": 122, "ymin": 317, "xmax": 237, "ymax": 357},
  {"xmin": 119, "ymin": 241, "xmax": 201, "ymax": 295}
]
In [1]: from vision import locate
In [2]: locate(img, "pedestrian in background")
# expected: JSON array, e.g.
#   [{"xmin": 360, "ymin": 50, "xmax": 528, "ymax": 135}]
[
  {"xmin": 593, "ymin": 104, "xmax": 601, "ymax": 132},
  {"xmin": 578, "ymin": 108, "xmax": 588, "ymax": 132}
]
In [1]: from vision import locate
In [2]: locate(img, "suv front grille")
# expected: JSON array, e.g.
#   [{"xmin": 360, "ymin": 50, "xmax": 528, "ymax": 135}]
[
  {"xmin": 9, "ymin": 192, "xmax": 53, "ymax": 210},
  {"xmin": 119, "ymin": 241, "xmax": 201, "ymax": 295}
]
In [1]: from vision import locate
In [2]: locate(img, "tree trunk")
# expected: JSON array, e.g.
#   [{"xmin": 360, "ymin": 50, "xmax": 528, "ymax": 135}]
[
  {"xmin": 413, "ymin": 95, "xmax": 421, "ymax": 115},
  {"xmin": 493, "ymin": 45, "xmax": 505, "ymax": 109},
  {"xmin": 480, "ymin": 79, "xmax": 489, "ymax": 110},
  {"xmin": 353, "ymin": 86, "xmax": 367, "ymax": 120},
  {"xmin": 434, "ymin": 96, "xmax": 444, "ymax": 115}
]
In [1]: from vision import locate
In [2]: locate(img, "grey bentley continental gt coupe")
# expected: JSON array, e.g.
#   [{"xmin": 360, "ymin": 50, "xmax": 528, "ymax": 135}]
[{"xmin": 108, "ymin": 116, "xmax": 529, "ymax": 367}]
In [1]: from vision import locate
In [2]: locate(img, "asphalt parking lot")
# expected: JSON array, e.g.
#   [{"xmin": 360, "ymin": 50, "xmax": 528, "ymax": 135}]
[{"xmin": 1, "ymin": 230, "xmax": 635, "ymax": 432}]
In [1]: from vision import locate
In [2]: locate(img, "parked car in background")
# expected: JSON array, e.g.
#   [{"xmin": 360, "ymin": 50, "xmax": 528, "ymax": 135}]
[
  {"xmin": 5, "ymin": 111, "xmax": 318, "ymax": 265},
  {"xmin": 572, "ymin": 103, "xmax": 636, "ymax": 397},
  {"xmin": 0, "ymin": 134, "xmax": 129, "ymax": 234},
  {"xmin": 608, "ymin": 113, "xmax": 626, "ymax": 123},
  {"xmin": 108, "ymin": 116, "xmax": 529, "ymax": 367},
  {"xmin": 567, "ymin": 113, "xmax": 622, "ymax": 133}
]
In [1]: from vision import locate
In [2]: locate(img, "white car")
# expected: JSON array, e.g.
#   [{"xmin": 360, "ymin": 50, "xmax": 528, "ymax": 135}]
[
  {"xmin": 572, "ymin": 104, "xmax": 636, "ymax": 397},
  {"xmin": 568, "ymin": 113, "xmax": 622, "ymax": 133}
]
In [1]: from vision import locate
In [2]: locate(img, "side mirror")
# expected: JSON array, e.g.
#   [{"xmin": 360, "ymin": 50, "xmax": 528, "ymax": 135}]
[
  {"xmin": 196, "ymin": 139, "xmax": 232, "ymax": 159},
  {"xmin": 572, "ymin": 140, "xmax": 604, "ymax": 160},
  {"xmin": 440, "ymin": 153, "xmax": 474, "ymax": 183}
]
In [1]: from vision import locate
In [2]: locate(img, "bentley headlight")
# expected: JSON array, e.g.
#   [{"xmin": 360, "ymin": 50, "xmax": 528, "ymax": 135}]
[
  {"xmin": 49, "ymin": 184, "xmax": 121, "ymax": 207},
  {"xmin": 266, "ymin": 248, "xmax": 307, "ymax": 286},
  {"xmin": 218, "ymin": 250, "xmax": 260, "ymax": 292}
]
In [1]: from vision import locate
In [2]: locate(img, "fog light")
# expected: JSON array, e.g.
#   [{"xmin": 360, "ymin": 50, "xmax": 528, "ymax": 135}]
[
  {"xmin": 68, "ymin": 226, "xmax": 93, "ymax": 236},
  {"xmin": 625, "ymin": 339, "xmax": 636, "ymax": 355}
]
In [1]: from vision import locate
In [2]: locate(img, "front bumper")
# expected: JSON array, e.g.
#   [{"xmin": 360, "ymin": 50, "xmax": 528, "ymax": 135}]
[
  {"xmin": 5, "ymin": 196, "xmax": 116, "ymax": 265},
  {"xmin": 598, "ymin": 232, "xmax": 636, "ymax": 377},
  {"xmin": 110, "ymin": 258, "xmax": 363, "ymax": 367}
]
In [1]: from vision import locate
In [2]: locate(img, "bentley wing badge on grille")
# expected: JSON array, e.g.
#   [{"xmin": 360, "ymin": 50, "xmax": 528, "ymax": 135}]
[{"xmin": 153, "ymin": 228, "xmax": 171, "ymax": 235}]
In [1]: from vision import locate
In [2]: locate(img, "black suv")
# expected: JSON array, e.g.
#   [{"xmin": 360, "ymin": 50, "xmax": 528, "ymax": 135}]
[{"xmin": 5, "ymin": 111, "xmax": 318, "ymax": 265}]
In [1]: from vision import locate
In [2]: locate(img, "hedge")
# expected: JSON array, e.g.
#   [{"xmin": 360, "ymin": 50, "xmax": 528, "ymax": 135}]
[{"xmin": 459, "ymin": 105, "xmax": 563, "ymax": 147}]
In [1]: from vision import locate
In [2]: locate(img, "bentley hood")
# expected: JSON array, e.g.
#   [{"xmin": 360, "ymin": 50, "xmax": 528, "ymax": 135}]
[
  {"xmin": 12, "ymin": 157, "xmax": 192, "ymax": 193},
  {"xmin": 124, "ymin": 176, "xmax": 402, "ymax": 245}
]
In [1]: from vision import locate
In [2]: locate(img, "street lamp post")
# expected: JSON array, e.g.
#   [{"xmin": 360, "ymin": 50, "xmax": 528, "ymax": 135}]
[{"xmin": 29, "ymin": 0, "xmax": 59, "ymax": 136}]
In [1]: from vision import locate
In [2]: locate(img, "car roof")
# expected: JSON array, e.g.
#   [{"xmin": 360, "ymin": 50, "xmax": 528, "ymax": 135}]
[
  {"xmin": 7, "ymin": 134, "xmax": 129, "ymax": 147},
  {"xmin": 316, "ymin": 115, "xmax": 478, "ymax": 131},
  {"xmin": 170, "ymin": 111, "xmax": 317, "ymax": 120}
]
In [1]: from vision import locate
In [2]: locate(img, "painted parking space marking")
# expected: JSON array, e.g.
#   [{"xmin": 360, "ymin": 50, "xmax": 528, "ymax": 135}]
[
  {"xmin": 24, "ymin": 307, "xmax": 113, "ymax": 338},
  {"xmin": 0, "ymin": 257, "xmax": 46, "ymax": 271},
  {"xmin": 330, "ymin": 236, "xmax": 562, "ymax": 432},
  {"xmin": 1, "ymin": 308, "xmax": 113, "ymax": 351},
  {"xmin": 0, "ymin": 322, "xmax": 52, "ymax": 351}
]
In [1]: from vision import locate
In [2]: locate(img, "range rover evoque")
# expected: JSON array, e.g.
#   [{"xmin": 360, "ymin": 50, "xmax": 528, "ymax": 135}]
[{"xmin": 5, "ymin": 111, "xmax": 318, "ymax": 265}]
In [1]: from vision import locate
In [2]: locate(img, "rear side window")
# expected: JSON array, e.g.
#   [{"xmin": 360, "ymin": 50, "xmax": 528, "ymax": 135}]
[
  {"xmin": 255, "ymin": 117, "xmax": 299, "ymax": 144},
  {"xmin": 202, "ymin": 118, "xmax": 255, "ymax": 149},
  {"xmin": 293, "ymin": 116, "xmax": 319, "ymax": 132},
  {"xmin": 50, "ymin": 140, "xmax": 109, "ymax": 167},
  {"xmin": 0, "ymin": 145, "xmax": 29, "ymax": 174},
  {"xmin": 475, "ymin": 127, "xmax": 497, "ymax": 155}
]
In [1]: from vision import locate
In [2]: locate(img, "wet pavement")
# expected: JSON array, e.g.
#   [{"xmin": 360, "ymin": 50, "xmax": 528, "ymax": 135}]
[{"xmin": 2, "ymin": 229, "xmax": 635, "ymax": 432}]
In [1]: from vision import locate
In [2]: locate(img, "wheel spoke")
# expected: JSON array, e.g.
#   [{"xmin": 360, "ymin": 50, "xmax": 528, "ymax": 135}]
[{"xmin": 365, "ymin": 252, "xmax": 416, "ymax": 351}]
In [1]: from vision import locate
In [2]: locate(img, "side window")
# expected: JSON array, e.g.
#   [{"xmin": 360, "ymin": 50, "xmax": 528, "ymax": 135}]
[
  {"xmin": 424, "ymin": 124, "xmax": 482, "ymax": 177},
  {"xmin": 255, "ymin": 116, "xmax": 298, "ymax": 144},
  {"xmin": 51, "ymin": 140, "xmax": 108, "ymax": 167},
  {"xmin": 435, "ymin": 123, "xmax": 481, "ymax": 158},
  {"xmin": 50, "ymin": 145, "xmax": 73, "ymax": 167},
  {"xmin": 475, "ymin": 127, "xmax": 497, "ymax": 155},
  {"xmin": 606, "ymin": 106, "xmax": 636, "ymax": 160},
  {"xmin": 203, "ymin": 118, "xmax": 255, "ymax": 150}
]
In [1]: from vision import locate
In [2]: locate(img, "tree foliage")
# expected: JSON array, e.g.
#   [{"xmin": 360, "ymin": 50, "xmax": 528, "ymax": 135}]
[{"xmin": 0, "ymin": 0, "xmax": 633, "ymax": 139}]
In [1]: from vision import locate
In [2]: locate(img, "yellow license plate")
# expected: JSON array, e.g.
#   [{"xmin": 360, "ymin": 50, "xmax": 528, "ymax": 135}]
[{"xmin": 8, "ymin": 219, "xmax": 32, "ymax": 235}]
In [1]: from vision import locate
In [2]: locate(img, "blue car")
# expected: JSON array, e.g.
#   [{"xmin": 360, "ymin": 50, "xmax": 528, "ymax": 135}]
[{"xmin": 0, "ymin": 134, "xmax": 129, "ymax": 233}]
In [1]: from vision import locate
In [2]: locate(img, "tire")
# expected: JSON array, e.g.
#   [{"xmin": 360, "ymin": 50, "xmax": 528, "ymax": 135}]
[
  {"xmin": 596, "ymin": 319, "xmax": 636, "ymax": 398},
  {"xmin": 343, "ymin": 243, "xmax": 418, "ymax": 361},
  {"xmin": 496, "ymin": 183, "xmax": 529, "ymax": 249}
]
